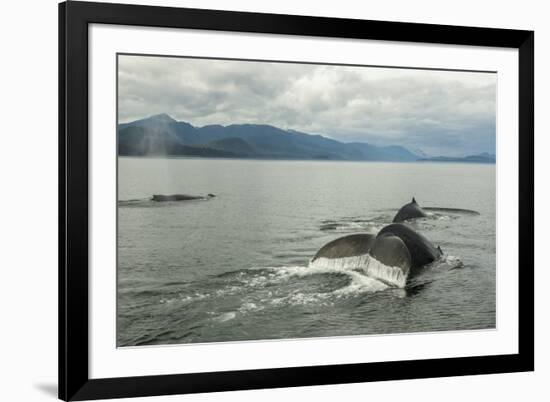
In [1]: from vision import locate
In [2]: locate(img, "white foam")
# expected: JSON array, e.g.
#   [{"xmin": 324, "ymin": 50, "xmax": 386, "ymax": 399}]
[
  {"xmin": 363, "ymin": 257, "xmax": 408, "ymax": 288},
  {"xmin": 254, "ymin": 263, "xmax": 390, "ymax": 296},
  {"xmin": 308, "ymin": 254, "xmax": 371, "ymax": 270},
  {"xmin": 270, "ymin": 292, "xmax": 333, "ymax": 306},
  {"xmin": 160, "ymin": 292, "xmax": 210, "ymax": 304},
  {"xmin": 212, "ymin": 312, "xmax": 236, "ymax": 322},
  {"xmin": 332, "ymin": 270, "xmax": 389, "ymax": 295},
  {"xmin": 309, "ymin": 255, "xmax": 408, "ymax": 288},
  {"xmin": 238, "ymin": 302, "xmax": 264, "ymax": 313},
  {"xmin": 439, "ymin": 254, "xmax": 464, "ymax": 269}
]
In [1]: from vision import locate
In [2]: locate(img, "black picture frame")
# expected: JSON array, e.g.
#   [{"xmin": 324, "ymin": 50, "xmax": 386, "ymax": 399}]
[{"xmin": 59, "ymin": 1, "xmax": 534, "ymax": 400}]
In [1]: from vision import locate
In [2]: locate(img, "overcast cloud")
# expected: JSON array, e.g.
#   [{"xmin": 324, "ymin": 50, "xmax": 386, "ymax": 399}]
[{"xmin": 118, "ymin": 55, "xmax": 496, "ymax": 157}]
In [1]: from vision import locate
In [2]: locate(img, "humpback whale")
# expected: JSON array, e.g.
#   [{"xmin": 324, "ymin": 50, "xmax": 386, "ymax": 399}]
[
  {"xmin": 393, "ymin": 197, "xmax": 428, "ymax": 222},
  {"xmin": 311, "ymin": 223, "xmax": 441, "ymax": 287},
  {"xmin": 152, "ymin": 194, "xmax": 215, "ymax": 202}
]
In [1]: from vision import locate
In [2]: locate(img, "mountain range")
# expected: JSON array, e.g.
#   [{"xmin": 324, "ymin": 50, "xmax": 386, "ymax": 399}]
[
  {"xmin": 118, "ymin": 114, "xmax": 420, "ymax": 162},
  {"xmin": 117, "ymin": 114, "xmax": 495, "ymax": 163}
]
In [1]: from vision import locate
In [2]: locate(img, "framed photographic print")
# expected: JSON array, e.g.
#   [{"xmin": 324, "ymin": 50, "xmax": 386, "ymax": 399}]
[{"xmin": 59, "ymin": 1, "xmax": 534, "ymax": 400}]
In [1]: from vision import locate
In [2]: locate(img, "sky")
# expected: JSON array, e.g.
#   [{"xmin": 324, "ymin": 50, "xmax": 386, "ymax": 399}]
[{"xmin": 118, "ymin": 54, "xmax": 497, "ymax": 157}]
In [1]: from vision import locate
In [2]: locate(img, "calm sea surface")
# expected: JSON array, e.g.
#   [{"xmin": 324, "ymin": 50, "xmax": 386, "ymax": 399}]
[{"xmin": 117, "ymin": 157, "xmax": 496, "ymax": 346}]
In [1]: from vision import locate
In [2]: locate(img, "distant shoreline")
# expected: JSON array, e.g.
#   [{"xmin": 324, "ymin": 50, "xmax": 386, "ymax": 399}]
[
  {"xmin": 118, "ymin": 154, "xmax": 496, "ymax": 164},
  {"xmin": 417, "ymin": 157, "xmax": 495, "ymax": 164}
]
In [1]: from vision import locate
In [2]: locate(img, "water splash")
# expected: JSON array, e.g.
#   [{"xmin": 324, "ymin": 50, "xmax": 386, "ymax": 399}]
[
  {"xmin": 238, "ymin": 302, "xmax": 263, "ymax": 313},
  {"xmin": 309, "ymin": 255, "xmax": 407, "ymax": 288},
  {"xmin": 438, "ymin": 254, "xmax": 464, "ymax": 270},
  {"xmin": 156, "ymin": 252, "xmax": 454, "ymax": 319},
  {"xmin": 241, "ymin": 263, "xmax": 393, "ymax": 300},
  {"xmin": 270, "ymin": 292, "xmax": 333, "ymax": 306},
  {"xmin": 212, "ymin": 311, "xmax": 236, "ymax": 322},
  {"xmin": 332, "ymin": 270, "xmax": 390, "ymax": 295}
]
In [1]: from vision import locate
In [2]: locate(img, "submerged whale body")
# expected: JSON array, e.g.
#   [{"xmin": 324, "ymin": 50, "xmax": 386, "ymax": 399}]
[
  {"xmin": 152, "ymin": 194, "xmax": 215, "ymax": 202},
  {"xmin": 393, "ymin": 197, "xmax": 428, "ymax": 222},
  {"xmin": 311, "ymin": 223, "xmax": 441, "ymax": 287}
]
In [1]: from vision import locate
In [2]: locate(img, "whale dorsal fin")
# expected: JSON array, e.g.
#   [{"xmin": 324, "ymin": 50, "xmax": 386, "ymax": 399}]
[{"xmin": 412, "ymin": 197, "xmax": 417, "ymax": 204}]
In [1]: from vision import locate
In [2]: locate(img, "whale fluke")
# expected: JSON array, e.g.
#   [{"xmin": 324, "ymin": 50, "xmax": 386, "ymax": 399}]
[
  {"xmin": 311, "ymin": 234, "xmax": 375, "ymax": 262},
  {"xmin": 369, "ymin": 234, "xmax": 411, "ymax": 277},
  {"xmin": 310, "ymin": 232, "xmax": 410, "ymax": 287},
  {"xmin": 311, "ymin": 222, "xmax": 442, "ymax": 287},
  {"xmin": 378, "ymin": 223, "xmax": 442, "ymax": 270}
]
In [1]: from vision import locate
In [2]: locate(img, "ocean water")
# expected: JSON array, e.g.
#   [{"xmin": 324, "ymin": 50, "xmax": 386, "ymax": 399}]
[{"xmin": 117, "ymin": 157, "xmax": 496, "ymax": 347}]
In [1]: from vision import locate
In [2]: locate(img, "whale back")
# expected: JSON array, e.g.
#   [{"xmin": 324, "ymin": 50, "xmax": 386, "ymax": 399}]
[
  {"xmin": 393, "ymin": 198, "xmax": 428, "ymax": 222},
  {"xmin": 152, "ymin": 194, "xmax": 204, "ymax": 202},
  {"xmin": 378, "ymin": 223, "xmax": 442, "ymax": 270}
]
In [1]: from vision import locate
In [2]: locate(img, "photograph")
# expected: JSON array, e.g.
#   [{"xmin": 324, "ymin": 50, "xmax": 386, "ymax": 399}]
[{"xmin": 116, "ymin": 54, "xmax": 497, "ymax": 347}]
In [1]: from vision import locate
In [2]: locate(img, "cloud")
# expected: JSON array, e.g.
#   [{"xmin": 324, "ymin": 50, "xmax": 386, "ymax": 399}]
[{"xmin": 118, "ymin": 55, "xmax": 496, "ymax": 156}]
